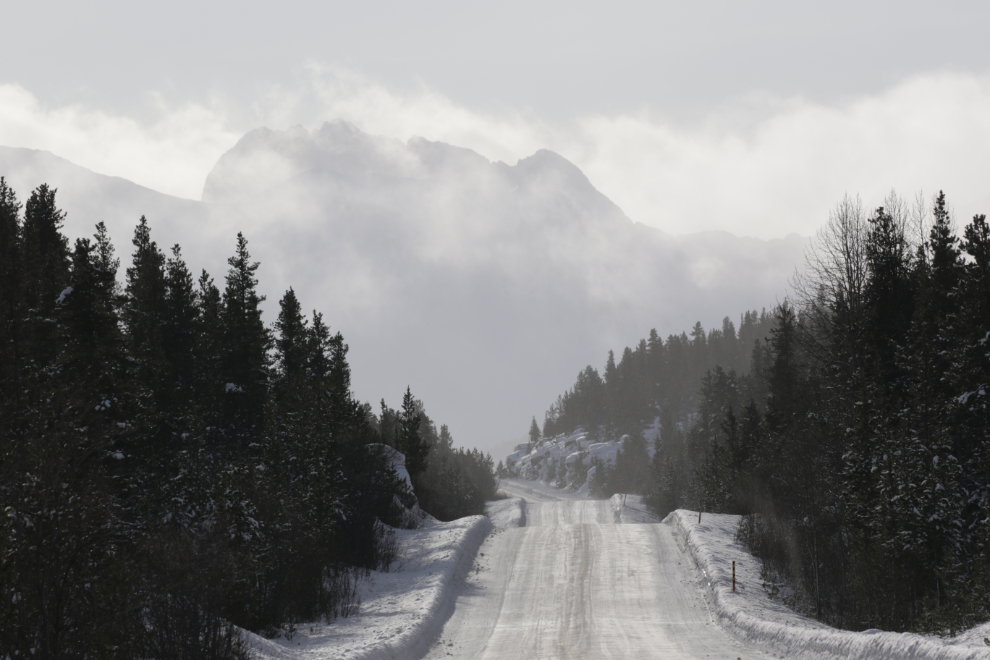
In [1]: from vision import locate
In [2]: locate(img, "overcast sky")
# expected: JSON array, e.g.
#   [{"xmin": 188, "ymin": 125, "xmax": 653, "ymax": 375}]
[{"xmin": 3, "ymin": 1, "xmax": 990, "ymax": 237}]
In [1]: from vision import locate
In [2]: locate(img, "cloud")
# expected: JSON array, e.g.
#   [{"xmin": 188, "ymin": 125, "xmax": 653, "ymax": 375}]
[
  {"xmin": 271, "ymin": 67, "xmax": 990, "ymax": 238},
  {"xmin": 3, "ymin": 69, "xmax": 990, "ymax": 237},
  {"xmin": 0, "ymin": 84, "xmax": 239, "ymax": 199},
  {"xmin": 571, "ymin": 74, "xmax": 990, "ymax": 238}
]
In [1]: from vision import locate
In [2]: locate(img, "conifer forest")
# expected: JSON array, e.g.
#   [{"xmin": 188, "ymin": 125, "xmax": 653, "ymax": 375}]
[
  {"xmin": 0, "ymin": 179, "xmax": 497, "ymax": 659},
  {"xmin": 524, "ymin": 192, "xmax": 990, "ymax": 634}
]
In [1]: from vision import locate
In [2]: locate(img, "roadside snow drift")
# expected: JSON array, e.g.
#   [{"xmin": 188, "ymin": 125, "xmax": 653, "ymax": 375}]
[
  {"xmin": 609, "ymin": 493, "xmax": 660, "ymax": 524},
  {"xmin": 485, "ymin": 497, "xmax": 526, "ymax": 529},
  {"xmin": 244, "ymin": 514, "xmax": 493, "ymax": 660},
  {"xmin": 666, "ymin": 510, "xmax": 990, "ymax": 660}
]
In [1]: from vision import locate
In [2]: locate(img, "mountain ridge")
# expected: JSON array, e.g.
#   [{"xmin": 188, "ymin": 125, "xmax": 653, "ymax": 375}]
[{"xmin": 0, "ymin": 129, "xmax": 806, "ymax": 451}]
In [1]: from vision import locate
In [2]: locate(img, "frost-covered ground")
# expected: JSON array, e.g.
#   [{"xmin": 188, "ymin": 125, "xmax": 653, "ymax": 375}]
[
  {"xmin": 243, "ymin": 511, "xmax": 497, "ymax": 660},
  {"xmin": 485, "ymin": 497, "xmax": 526, "ymax": 529},
  {"xmin": 667, "ymin": 509, "xmax": 990, "ymax": 660},
  {"xmin": 505, "ymin": 424, "xmax": 990, "ymax": 659},
  {"xmin": 423, "ymin": 491, "xmax": 766, "ymax": 659},
  {"xmin": 502, "ymin": 466, "xmax": 990, "ymax": 659},
  {"xmin": 608, "ymin": 492, "xmax": 660, "ymax": 524},
  {"xmin": 243, "ymin": 470, "xmax": 990, "ymax": 660}
]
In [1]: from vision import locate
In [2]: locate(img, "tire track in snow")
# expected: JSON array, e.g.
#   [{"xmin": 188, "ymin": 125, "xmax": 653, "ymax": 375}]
[{"xmin": 423, "ymin": 497, "xmax": 766, "ymax": 660}]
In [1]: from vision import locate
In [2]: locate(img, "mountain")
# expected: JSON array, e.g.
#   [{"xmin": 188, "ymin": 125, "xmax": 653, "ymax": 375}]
[{"xmin": 0, "ymin": 124, "xmax": 806, "ymax": 452}]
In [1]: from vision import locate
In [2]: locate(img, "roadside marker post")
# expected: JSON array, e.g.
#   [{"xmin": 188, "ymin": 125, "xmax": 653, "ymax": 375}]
[{"xmin": 732, "ymin": 561, "xmax": 736, "ymax": 592}]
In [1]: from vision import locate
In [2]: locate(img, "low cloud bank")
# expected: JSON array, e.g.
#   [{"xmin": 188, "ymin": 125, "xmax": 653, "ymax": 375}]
[{"xmin": 2, "ymin": 69, "xmax": 989, "ymax": 237}]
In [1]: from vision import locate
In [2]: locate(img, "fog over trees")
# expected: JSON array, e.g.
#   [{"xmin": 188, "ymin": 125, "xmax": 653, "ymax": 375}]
[
  {"xmin": 5, "ymin": 122, "xmax": 989, "ymax": 654},
  {"xmin": 0, "ymin": 179, "xmax": 496, "ymax": 659},
  {"xmin": 524, "ymin": 191, "xmax": 990, "ymax": 634},
  {"xmin": 0, "ymin": 125, "xmax": 807, "ymax": 454}
]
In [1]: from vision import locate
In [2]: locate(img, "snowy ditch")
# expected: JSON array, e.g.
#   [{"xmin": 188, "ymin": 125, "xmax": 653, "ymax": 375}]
[
  {"xmin": 242, "ymin": 498, "xmax": 525, "ymax": 660},
  {"xmin": 242, "ymin": 480, "xmax": 989, "ymax": 660},
  {"xmin": 665, "ymin": 509, "xmax": 990, "ymax": 660}
]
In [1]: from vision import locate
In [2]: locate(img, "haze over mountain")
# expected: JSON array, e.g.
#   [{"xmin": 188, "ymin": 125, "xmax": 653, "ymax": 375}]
[{"xmin": 0, "ymin": 122, "xmax": 806, "ymax": 452}]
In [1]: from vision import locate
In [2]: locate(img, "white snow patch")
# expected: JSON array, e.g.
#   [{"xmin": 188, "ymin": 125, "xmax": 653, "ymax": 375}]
[
  {"xmin": 245, "ymin": 515, "xmax": 494, "ymax": 660},
  {"xmin": 665, "ymin": 509, "xmax": 990, "ymax": 660},
  {"xmin": 505, "ymin": 427, "xmax": 657, "ymax": 487},
  {"xmin": 485, "ymin": 497, "xmax": 525, "ymax": 529},
  {"xmin": 56, "ymin": 286, "xmax": 73, "ymax": 304},
  {"xmin": 498, "ymin": 477, "xmax": 587, "ymax": 502},
  {"xmin": 370, "ymin": 444, "xmax": 415, "ymax": 496},
  {"xmin": 608, "ymin": 493, "xmax": 660, "ymax": 524}
]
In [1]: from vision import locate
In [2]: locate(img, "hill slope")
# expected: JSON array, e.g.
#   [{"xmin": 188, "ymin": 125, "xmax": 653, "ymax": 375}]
[{"xmin": 0, "ymin": 126, "xmax": 805, "ymax": 451}]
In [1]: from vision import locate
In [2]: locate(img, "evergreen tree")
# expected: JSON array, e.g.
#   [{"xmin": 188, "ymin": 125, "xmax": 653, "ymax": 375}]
[
  {"xmin": 20, "ymin": 185, "xmax": 70, "ymax": 370},
  {"xmin": 195, "ymin": 270, "xmax": 224, "ymax": 424},
  {"xmin": 400, "ymin": 386, "xmax": 428, "ymax": 484},
  {"xmin": 529, "ymin": 416, "xmax": 541, "ymax": 445},
  {"xmin": 124, "ymin": 217, "xmax": 167, "ymax": 358},
  {"xmin": 0, "ymin": 178, "xmax": 23, "ymax": 415},
  {"xmin": 3, "ymin": 224, "xmax": 137, "ymax": 659},
  {"xmin": 161, "ymin": 245, "xmax": 199, "ymax": 394},
  {"xmin": 274, "ymin": 287, "xmax": 308, "ymax": 384},
  {"xmin": 0, "ymin": 179, "xmax": 433, "ymax": 655},
  {"xmin": 220, "ymin": 233, "xmax": 270, "ymax": 453}
]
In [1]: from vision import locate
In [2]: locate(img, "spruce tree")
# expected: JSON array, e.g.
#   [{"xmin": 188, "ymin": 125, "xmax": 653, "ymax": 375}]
[
  {"xmin": 5, "ymin": 228, "xmax": 137, "ymax": 659},
  {"xmin": 161, "ymin": 245, "xmax": 199, "ymax": 387},
  {"xmin": 529, "ymin": 416, "xmax": 541, "ymax": 445},
  {"xmin": 400, "ymin": 386, "xmax": 428, "ymax": 484},
  {"xmin": 220, "ymin": 233, "xmax": 270, "ymax": 453},
  {"xmin": 0, "ymin": 178, "xmax": 23, "ymax": 414},
  {"xmin": 20, "ymin": 185, "xmax": 70, "ymax": 371},
  {"xmin": 195, "ymin": 270, "xmax": 225, "ymax": 431},
  {"xmin": 274, "ymin": 287, "xmax": 307, "ymax": 384}
]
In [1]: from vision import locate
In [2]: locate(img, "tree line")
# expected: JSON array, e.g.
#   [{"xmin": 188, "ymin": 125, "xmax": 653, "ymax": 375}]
[
  {"xmin": 535, "ymin": 191, "xmax": 990, "ymax": 634},
  {"xmin": 540, "ymin": 308, "xmax": 773, "ymax": 441},
  {"xmin": 0, "ymin": 179, "xmax": 497, "ymax": 659}
]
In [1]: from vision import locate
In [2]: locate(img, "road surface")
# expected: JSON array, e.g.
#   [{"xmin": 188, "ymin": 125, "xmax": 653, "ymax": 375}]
[{"xmin": 422, "ymin": 481, "xmax": 767, "ymax": 660}]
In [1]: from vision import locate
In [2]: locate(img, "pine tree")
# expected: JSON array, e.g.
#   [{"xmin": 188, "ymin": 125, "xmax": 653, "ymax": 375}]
[
  {"xmin": 274, "ymin": 288, "xmax": 307, "ymax": 384},
  {"xmin": 958, "ymin": 213, "xmax": 990, "ymax": 450},
  {"xmin": 529, "ymin": 417, "xmax": 541, "ymax": 445},
  {"xmin": 0, "ymin": 178, "xmax": 23, "ymax": 413},
  {"xmin": 864, "ymin": 205, "xmax": 914, "ymax": 379},
  {"xmin": 438, "ymin": 424, "xmax": 454, "ymax": 452},
  {"xmin": 327, "ymin": 330, "xmax": 358, "ymax": 436},
  {"xmin": 20, "ymin": 185, "xmax": 70, "ymax": 371},
  {"xmin": 162, "ymin": 245, "xmax": 199, "ymax": 395},
  {"xmin": 124, "ymin": 217, "xmax": 167, "ymax": 351},
  {"xmin": 195, "ymin": 270, "xmax": 224, "ymax": 428},
  {"xmin": 220, "ymin": 233, "xmax": 270, "ymax": 453},
  {"xmin": 400, "ymin": 387, "xmax": 428, "ymax": 484},
  {"xmin": 4, "ymin": 225, "xmax": 138, "ymax": 659}
]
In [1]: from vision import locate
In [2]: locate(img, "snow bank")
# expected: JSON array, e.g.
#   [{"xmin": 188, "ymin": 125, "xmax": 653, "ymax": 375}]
[
  {"xmin": 665, "ymin": 509, "xmax": 990, "ymax": 660},
  {"xmin": 608, "ymin": 493, "xmax": 660, "ymax": 524},
  {"xmin": 369, "ymin": 443, "xmax": 415, "ymax": 495},
  {"xmin": 245, "ymin": 515, "xmax": 493, "ymax": 660},
  {"xmin": 485, "ymin": 497, "xmax": 525, "ymax": 529}
]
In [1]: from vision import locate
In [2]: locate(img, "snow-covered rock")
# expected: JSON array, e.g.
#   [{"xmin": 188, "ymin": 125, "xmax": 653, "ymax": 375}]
[
  {"xmin": 367, "ymin": 444, "xmax": 437, "ymax": 529},
  {"xmin": 371, "ymin": 443, "xmax": 415, "ymax": 494}
]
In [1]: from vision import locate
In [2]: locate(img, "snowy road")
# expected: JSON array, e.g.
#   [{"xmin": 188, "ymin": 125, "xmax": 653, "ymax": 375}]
[{"xmin": 423, "ymin": 483, "xmax": 766, "ymax": 660}]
